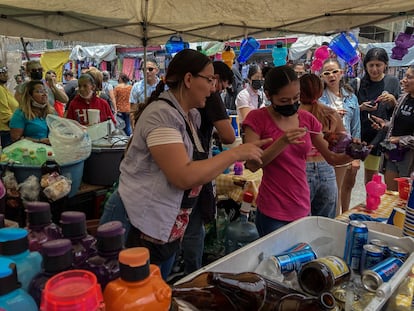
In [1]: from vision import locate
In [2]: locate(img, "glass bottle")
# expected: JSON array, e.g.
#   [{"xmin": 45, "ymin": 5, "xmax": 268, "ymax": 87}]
[
  {"xmin": 298, "ymin": 256, "xmax": 351, "ymax": 296},
  {"xmin": 104, "ymin": 247, "xmax": 172, "ymax": 311},
  {"xmin": 0, "ymin": 257, "xmax": 38, "ymax": 311},
  {"xmin": 224, "ymin": 191, "xmax": 259, "ymax": 254},
  {"xmin": 25, "ymin": 201, "xmax": 62, "ymax": 252},
  {"xmin": 0, "ymin": 227, "xmax": 42, "ymax": 291},
  {"xmin": 172, "ymin": 271, "xmax": 336, "ymax": 310},
  {"xmin": 82, "ymin": 221, "xmax": 124, "ymax": 290},
  {"xmin": 60, "ymin": 211, "xmax": 97, "ymax": 268},
  {"xmin": 28, "ymin": 239, "xmax": 73, "ymax": 306}
]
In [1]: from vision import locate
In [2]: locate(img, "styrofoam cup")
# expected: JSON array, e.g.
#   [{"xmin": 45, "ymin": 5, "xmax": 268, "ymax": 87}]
[{"xmin": 87, "ymin": 109, "xmax": 100, "ymax": 125}]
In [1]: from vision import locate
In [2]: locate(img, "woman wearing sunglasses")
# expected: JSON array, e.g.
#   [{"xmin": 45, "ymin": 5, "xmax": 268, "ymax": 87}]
[{"xmin": 319, "ymin": 58, "xmax": 361, "ymax": 215}]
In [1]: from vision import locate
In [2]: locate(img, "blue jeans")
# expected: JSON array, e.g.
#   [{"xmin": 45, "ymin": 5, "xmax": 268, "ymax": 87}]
[
  {"xmin": 182, "ymin": 202, "xmax": 205, "ymax": 274},
  {"xmin": 117, "ymin": 112, "xmax": 132, "ymax": 136},
  {"xmin": 306, "ymin": 161, "xmax": 337, "ymax": 219},
  {"xmin": 255, "ymin": 209, "xmax": 291, "ymax": 237},
  {"xmin": 99, "ymin": 189, "xmax": 131, "ymax": 240}
]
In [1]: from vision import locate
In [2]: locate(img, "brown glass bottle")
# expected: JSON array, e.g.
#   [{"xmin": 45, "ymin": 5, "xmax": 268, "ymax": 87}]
[
  {"xmin": 172, "ymin": 271, "xmax": 336, "ymax": 311},
  {"xmin": 298, "ymin": 256, "xmax": 351, "ymax": 296}
]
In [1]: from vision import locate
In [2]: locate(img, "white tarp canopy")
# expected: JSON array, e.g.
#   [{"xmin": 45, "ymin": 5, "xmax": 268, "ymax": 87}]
[
  {"xmin": 0, "ymin": 1, "xmax": 412, "ymax": 46},
  {"xmin": 289, "ymin": 35, "xmax": 335, "ymax": 60},
  {"xmin": 69, "ymin": 45, "xmax": 117, "ymax": 62},
  {"xmin": 359, "ymin": 42, "xmax": 414, "ymax": 67}
]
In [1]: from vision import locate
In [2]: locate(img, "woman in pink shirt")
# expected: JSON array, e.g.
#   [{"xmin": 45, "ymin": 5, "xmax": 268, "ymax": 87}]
[{"xmin": 243, "ymin": 66, "xmax": 353, "ymax": 236}]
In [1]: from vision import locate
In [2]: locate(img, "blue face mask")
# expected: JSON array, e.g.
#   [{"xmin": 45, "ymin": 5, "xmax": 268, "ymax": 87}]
[{"xmin": 272, "ymin": 101, "xmax": 300, "ymax": 116}]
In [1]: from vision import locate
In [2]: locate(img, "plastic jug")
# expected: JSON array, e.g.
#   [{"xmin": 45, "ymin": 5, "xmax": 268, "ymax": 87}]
[
  {"xmin": 394, "ymin": 177, "xmax": 410, "ymax": 200},
  {"xmin": 82, "ymin": 221, "xmax": 124, "ymax": 290},
  {"xmin": 311, "ymin": 45, "xmax": 330, "ymax": 72},
  {"xmin": 272, "ymin": 41, "xmax": 287, "ymax": 66},
  {"xmin": 224, "ymin": 192, "xmax": 259, "ymax": 254},
  {"xmin": 237, "ymin": 37, "xmax": 260, "ymax": 64},
  {"xmin": 230, "ymin": 115, "xmax": 239, "ymax": 137},
  {"xmin": 25, "ymin": 201, "xmax": 62, "ymax": 252},
  {"xmin": 60, "ymin": 211, "xmax": 97, "ymax": 267},
  {"xmin": 165, "ymin": 35, "xmax": 189, "ymax": 54},
  {"xmin": 0, "ymin": 227, "xmax": 42, "ymax": 291},
  {"xmin": 103, "ymin": 247, "xmax": 171, "ymax": 311},
  {"xmin": 29, "ymin": 239, "xmax": 73, "ymax": 306},
  {"xmin": 365, "ymin": 174, "xmax": 387, "ymax": 211},
  {"xmin": 391, "ymin": 26, "xmax": 414, "ymax": 60},
  {"xmin": 0, "ymin": 257, "xmax": 38, "ymax": 311},
  {"xmin": 222, "ymin": 46, "xmax": 236, "ymax": 68},
  {"xmin": 40, "ymin": 269, "xmax": 105, "ymax": 311},
  {"xmin": 329, "ymin": 32, "xmax": 360, "ymax": 65}
]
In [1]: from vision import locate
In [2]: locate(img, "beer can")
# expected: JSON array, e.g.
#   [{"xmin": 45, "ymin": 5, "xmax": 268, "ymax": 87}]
[
  {"xmin": 369, "ymin": 239, "xmax": 388, "ymax": 256},
  {"xmin": 360, "ymin": 244, "xmax": 383, "ymax": 274},
  {"xmin": 361, "ymin": 257, "xmax": 404, "ymax": 292},
  {"xmin": 344, "ymin": 220, "xmax": 368, "ymax": 271},
  {"xmin": 388, "ymin": 245, "xmax": 408, "ymax": 262},
  {"xmin": 280, "ymin": 242, "xmax": 312, "ymax": 254},
  {"xmin": 274, "ymin": 249, "xmax": 317, "ymax": 274}
]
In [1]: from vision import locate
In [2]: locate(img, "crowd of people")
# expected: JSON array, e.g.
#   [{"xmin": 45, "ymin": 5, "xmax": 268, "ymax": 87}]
[{"xmin": 0, "ymin": 45, "xmax": 413, "ymax": 282}]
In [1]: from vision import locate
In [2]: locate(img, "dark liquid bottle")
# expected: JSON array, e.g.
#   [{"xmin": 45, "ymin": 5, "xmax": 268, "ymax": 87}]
[
  {"xmin": 28, "ymin": 238, "xmax": 73, "ymax": 306},
  {"xmin": 172, "ymin": 271, "xmax": 336, "ymax": 310},
  {"xmin": 60, "ymin": 211, "xmax": 97, "ymax": 267},
  {"xmin": 82, "ymin": 221, "xmax": 124, "ymax": 289},
  {"xmin": 25, "ymin": 201, "xmax": 62, "ymax": 252},
  {"xmin": 0, "ymin": 214, "xmax": 4, "ymax": 228}
]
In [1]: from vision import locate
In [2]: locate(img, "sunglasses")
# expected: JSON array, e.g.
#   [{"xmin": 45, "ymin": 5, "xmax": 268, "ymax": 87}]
[
  {"xmin": 144, "ymin": 67, "xmax": 156, "ymax": 72},
  {"xmin": 31, "ymin": 68, "xmax": 43, "ymax": 73},
  {"xmin": 321, "ymin": 69, "xmax": 341, "ymax": 76}
]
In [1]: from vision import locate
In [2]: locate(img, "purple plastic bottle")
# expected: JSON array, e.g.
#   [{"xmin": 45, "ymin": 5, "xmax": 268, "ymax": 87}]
[
  {"xmin": 25, "ymin": 201, "xmax": 62, "ymax": 252},
  {"xmin": 60, "ymin": 211, "xmax": 97, "ymax": 267},
  {"xmin": 28, "ymin": 239, "xmax": 73, "ymax": 306},
  {"xmin": 82, "ymin": 221, "xmax": 125, "ymax": 289}
]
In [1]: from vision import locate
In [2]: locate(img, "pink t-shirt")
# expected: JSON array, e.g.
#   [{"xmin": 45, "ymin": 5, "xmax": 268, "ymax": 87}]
[{"xmin": 243, "ymin": 107, "xmax": 322, "ymax": 221}]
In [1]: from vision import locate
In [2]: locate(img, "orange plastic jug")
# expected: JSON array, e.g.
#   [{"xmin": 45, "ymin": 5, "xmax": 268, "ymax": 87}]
[{"xmin": 103, "ymin": 247, "xmax": 171, "ymax": 311}]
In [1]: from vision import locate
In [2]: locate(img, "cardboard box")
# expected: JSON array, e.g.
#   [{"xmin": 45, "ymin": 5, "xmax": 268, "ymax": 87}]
[{"xmin": 176, "ymin": 216, "xmax": 414, "ymax": 310}]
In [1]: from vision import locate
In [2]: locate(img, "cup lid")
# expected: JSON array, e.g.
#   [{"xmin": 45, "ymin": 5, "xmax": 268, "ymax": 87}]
[{"xmin": 42, "ymin": 239, "xmax": 72, "ymax": 257}]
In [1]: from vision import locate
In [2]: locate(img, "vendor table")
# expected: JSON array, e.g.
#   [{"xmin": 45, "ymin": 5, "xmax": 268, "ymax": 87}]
[
  {"xmin": 336, "ymin": 191, "xmax": 405, "ymax": 223},
  {"xmin": 215, "ymin": 169, "xmax": 262, "ymax": 205}
]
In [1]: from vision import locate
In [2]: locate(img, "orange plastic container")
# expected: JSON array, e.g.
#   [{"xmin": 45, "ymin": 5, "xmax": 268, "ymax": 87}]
[{"xmin": 103, "ymin": 247, "xmax": 171, "ymax": 311}]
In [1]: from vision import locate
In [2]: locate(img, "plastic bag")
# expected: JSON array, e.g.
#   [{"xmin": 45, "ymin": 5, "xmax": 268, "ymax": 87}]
[
  {"xmin": 18, "ymin": 175, "xmax": 41, "ymax": 201},
  {"xmin": 47, "ymin": 115, "xmax": 91, "ymax": 164},
  {"xmin": 43, "ymin": 175, "xmax": 71, "ymax": 202}
]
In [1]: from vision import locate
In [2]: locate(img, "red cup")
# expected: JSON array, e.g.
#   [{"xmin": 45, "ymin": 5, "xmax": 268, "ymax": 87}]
[
  {"xmin": 40, "ymin": 270, "xmax": 104, "ymax": 311},
  {"xmin": 394, "ymin": 177, "xmax": 410, "ymax": 200}
]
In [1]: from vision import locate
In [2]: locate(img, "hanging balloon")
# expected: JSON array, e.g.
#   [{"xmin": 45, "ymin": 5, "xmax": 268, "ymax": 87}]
[
  {"xmin": 391, "ymin": 26, "xmax": 414, "ymax": 60},
  {"xmin": 311, "ymin": 45, "xmax": 330, "ymax": 72}
]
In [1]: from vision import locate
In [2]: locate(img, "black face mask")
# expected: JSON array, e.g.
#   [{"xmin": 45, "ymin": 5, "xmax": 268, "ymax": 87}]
[
  {"xmin": 251, "ymin": 80, "xmax": 264, "ymax": 90},
  {"xmin": 272, "ymin": 101, "xmax": 300, "ymax": 117},
  {"xmin": 30, "ymin": 71, "xmax": 43, "ymax": 80}
]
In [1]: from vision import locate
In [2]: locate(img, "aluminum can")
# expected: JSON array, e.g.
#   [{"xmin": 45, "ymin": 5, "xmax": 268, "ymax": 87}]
[
  {"xmin": 388, "ymin": 245, "xmax": 409, "ymax": 262},
  {"xmin": 369, "ymin": 239, "xmax": 388, "ymax": 256},
  {"xmin": 361, "ymin": 257, "xmax": 404, "ymax": 292},
  {"xmin": 360, "ymin": 244, "xmax": 383, "ymax": 273},
  {"xmin": 274, "ymin": 249, "xmax": 317, "ymax": 274},
  {"xmin": 344, "ymin": 220, "xmax": 368, "ymax": 271},
  {"xmin": 280, "ymin": 242, "xmax": 312, "ymax": 254}
]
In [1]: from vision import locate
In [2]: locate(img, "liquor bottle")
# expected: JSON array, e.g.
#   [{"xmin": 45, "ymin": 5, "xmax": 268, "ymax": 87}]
[
  {"xmin": 0, "ymin": 257, "xmax": 38, "ymax": 311},
  {"xmin": 0, "ymin": 227, "xmax": 42, "ymax": 291},
  {"xmin": 104, "ymin": 247, "xmax": 171, "ymax": 311},
  {"xmin": 28, "ymin": 239, "xmax": 73, "ymax": 306},
  {"xmin": 172, "ymin": 271, "xmax": 336, "ymax": 310},
  {"xmin": 25, "ymin": 201, "xmax": 62, "ymax": 252},
  {"xmin": 60, "ymin": 211, "xmax": 97, "ymax": 267},
  {"xmin": 81, "ymin": 221, "xmax": 124, "ymax": 290},
  {"xmin": 224, "ymin": 191, "xmax": 259, "ymax": 254}
]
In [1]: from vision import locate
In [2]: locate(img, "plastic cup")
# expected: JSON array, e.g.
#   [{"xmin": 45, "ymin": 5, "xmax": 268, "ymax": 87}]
[
  {"xmin": 40, "ymin": 270, "xmax": 104, "ymax": 311},
  {"xmin": 87, "ymin": 109, "xmax": 100, "ymax": 125}
]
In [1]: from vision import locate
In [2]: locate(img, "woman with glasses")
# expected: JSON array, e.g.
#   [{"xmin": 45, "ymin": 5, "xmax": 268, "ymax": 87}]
[
  {"xmin": 0, "ymin": 65, "xmax": 19, "ymax": 147},
  {"xmin": 10, "ymin": 80, "xmax": 56, "ymax": 145},
  {"xmin": 100, "ymin": 49, "xmax": 269, "ymax": 280},
  {"xmin": 319, "ymin": 58, "xmax": 361, "ymax": 215},
  {"xmin": 243, "ymin": 66, "xmax": 354, "ymax": 236},
  {"xmin": 356, "ymin": 48, "xmax": 400, "ymax": 185}
]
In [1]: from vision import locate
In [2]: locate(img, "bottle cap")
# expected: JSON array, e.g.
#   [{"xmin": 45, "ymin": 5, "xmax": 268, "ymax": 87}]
[
  {"xmin": 119, "ymin": 247, "xmax": 150, "ymax": 282},
  {"xmin": 243, "ymin": 192, "xmax": 254, "ymax": 203},
  {"xmin": 0, "ymin": 227, "xmax": 29, "ymax": 255},
  {"xmin": 41, "ymin": 270, "xmax": 104, "ymax": 311},
  {"xmin": 42, "ymin": 239, "xmax": 73, "ymax": 273},
  {"xmin": 96, "ymin": 221, "xmax": 125, "ymax": 253},
  {"xmin": 25, "ymin": 201, "xmax": 52, "ymax": 227},
  {"xmin": 60, "ymin": 211, "xmax": 87, "ymax": 239},
  {"xmin": 0, "ymin": 257, "xmax": 20, "ymax": 295}
]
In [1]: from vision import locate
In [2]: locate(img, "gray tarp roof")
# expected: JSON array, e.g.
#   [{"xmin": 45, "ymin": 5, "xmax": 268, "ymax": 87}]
[{"xmin": 0, "ymin": 1, "xmax": 413, "ymax": 45}]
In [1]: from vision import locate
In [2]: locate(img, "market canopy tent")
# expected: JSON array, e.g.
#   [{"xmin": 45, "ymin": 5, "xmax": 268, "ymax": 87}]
[{"xmin": 0, "ymin": 1, "xmax": 413, "ymax": 46}]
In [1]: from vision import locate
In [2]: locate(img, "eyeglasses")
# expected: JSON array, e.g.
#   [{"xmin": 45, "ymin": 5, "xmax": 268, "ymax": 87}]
[
  {"xmin": 33, "ymin": 89, "xmax": 47, "ymax": 94},
  {"xmin": 195, "ymin": 74, "xmax": 217, "ymax": 86},
  {"xmin": 321, "ymin": 69, "xmax": 341, "ymax": 76},
  {"xmin": 31, "ymin": 68, "xmax": 43, "ymax": 73},
  {"xmin": 145, "ymin": 67, "xmax": 156, "ymax": 72}
]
